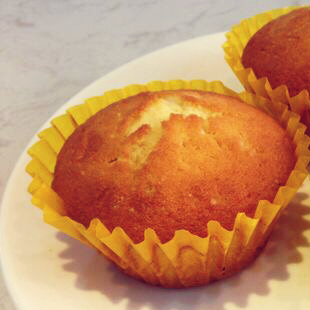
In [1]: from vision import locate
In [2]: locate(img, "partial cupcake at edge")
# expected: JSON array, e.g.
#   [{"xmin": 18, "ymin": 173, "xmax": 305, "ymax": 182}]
[
  {"xmin": 224, "ymin": 6, "xmax": 310, "ymax": 135},
  {"xmin": 26, "ymin": 80, "xmax": 310, "ymax": 288}
]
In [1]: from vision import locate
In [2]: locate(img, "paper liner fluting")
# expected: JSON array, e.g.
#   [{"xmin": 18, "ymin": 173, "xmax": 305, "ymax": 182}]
[
  {"xmin": 26, "ymin": 80, "xmax": 310, "ymax": 288},
  {"xmin": 223, "ymin": 6, "xmax": 310, "ymax": 134}
]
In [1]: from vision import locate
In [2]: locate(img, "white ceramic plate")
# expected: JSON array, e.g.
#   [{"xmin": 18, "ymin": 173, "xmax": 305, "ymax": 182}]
[{"xmin": 1, "ymin": 32, "xmax": 310, "ymax": 310}]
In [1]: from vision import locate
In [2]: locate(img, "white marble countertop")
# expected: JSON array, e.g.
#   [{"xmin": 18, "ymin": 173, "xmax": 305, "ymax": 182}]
[{"xmin": 0, "ymin": 1, "xmax": 308, "ymax": 309}]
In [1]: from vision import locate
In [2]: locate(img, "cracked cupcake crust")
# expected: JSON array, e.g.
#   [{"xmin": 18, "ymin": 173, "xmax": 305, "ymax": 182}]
[{"xmin": 52, "ymin": 90, "xmax": 296, "ymax": 243}]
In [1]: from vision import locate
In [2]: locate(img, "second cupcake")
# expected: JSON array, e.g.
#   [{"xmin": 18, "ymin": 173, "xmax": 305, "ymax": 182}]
[{"xmin": 224, "ymin": 6, "xmax": 310, "ymax": 133}]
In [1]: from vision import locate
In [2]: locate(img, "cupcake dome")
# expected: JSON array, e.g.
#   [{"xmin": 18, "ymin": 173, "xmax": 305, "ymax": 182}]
[{"xmin": 52, "ymin": 90, "xmax": 296, "ymax": 243}]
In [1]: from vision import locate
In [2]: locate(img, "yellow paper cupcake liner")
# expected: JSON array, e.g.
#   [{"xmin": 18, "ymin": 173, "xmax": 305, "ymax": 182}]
[
  {"xmin": 26, "ymin": 80, "xmax": 310, "ymax": 287},
  {"xmin": 223, "ymin": 6, "xmax": 310, "ymax": 132}
]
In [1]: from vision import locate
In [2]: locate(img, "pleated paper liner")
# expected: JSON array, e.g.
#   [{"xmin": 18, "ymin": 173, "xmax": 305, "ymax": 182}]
[
  {"xmin": 26, "ymin": 80, "xmax": 310, "ymax": 288},
  {"xmin": 223, "ymin": 6, "xmax": 310, "ymax": 133}
]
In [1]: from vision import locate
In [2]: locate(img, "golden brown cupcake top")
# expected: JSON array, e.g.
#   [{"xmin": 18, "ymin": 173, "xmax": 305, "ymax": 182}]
[
  {"xmin": 242, "ymin": 7, "xmax": 310, "ymax": 97},
  {"xmin": 52, "ymin": 90, "xmax": 295, "ymax": 243}
]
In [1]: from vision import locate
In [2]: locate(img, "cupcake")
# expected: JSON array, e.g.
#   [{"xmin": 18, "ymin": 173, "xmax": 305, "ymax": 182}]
[
  {"xmin": 224, "ymin": 6, "xmax": 310, "ymax": 133},
  {"xmin": 242, "ymin": 7, "xmax": 310, "ymax": 98},
  {"xmin": 26, "ymin": 80, "xmax": 310, "ymax": 288}
]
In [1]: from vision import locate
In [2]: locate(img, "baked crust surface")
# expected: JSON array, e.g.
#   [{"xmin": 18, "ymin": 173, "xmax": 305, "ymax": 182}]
[{"xmin": 52, "ymin": 90, "xmax": 295, "ymax": 243}]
